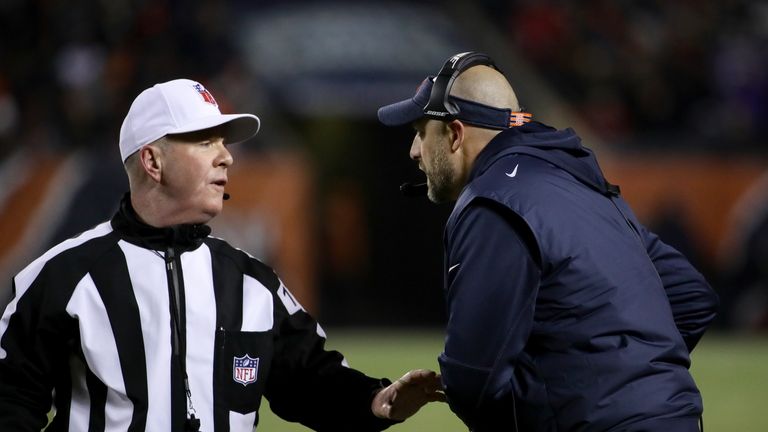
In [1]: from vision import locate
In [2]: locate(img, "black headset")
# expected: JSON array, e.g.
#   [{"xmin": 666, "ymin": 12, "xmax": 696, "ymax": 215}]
[
  {"xmin": 423, "ymin": 51, "xmax": 532, "ymax": 128},
  {"xmin": 423, "ymin": 51, "xmax": 500, "ymax": 121}
]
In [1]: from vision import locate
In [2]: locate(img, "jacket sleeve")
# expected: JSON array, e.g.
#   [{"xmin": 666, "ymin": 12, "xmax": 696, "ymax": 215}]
[
  {"xmin": 439, "ymin": 200, "xmax": 541, "ymax": 430},
  {"xmin": 263, "ymin": 282, "xmax": 397, "ymax": 431},
  {"xmin": 0, "ymin": 277, "xmax": 60, "ymax": 431},
  {"xmin": 638, "ymin": 222, "xmax": 719, "ymax": 351}
]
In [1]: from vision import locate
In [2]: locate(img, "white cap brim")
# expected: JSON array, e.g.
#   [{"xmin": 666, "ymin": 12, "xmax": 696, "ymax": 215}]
[{"xmin": 168, "ymin": 113, "xmax": 261, "ymax": 145}]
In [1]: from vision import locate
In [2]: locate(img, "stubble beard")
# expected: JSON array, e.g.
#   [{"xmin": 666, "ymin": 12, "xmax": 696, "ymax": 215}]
[{"xmin": 425, "ymin": 143, "xmax": 454, "ymax": 204}]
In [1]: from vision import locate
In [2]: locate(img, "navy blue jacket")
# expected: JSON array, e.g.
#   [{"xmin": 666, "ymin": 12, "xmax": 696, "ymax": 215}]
[{"xmin": 438, "ymin": 122, "xmax": 718, "ymax": 431}]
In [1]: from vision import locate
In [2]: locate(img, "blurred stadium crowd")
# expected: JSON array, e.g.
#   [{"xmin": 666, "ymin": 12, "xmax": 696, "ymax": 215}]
[
  {"xmin": 0, "ymin": 0, "xmax": 766, "ymax": 330},
  {"xmin": 504, "ymin": 0, "xmax": 767, "ymax": 150}
]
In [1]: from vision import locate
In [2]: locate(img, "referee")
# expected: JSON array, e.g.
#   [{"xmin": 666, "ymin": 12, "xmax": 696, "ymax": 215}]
[{"xmin": 0, "ymin": 79, "xmax": 444, "ymax": 431}]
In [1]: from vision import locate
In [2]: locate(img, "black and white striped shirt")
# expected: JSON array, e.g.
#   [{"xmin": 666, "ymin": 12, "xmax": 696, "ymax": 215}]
[{"xmin": 0, "ymin": 196, "xmax": 392, "ymax": 432}]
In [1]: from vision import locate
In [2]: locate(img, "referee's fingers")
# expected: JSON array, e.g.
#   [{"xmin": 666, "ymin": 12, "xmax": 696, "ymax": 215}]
[{"xmin": 399, "ymin": 369, "xmax": 439, "ymax": 384}]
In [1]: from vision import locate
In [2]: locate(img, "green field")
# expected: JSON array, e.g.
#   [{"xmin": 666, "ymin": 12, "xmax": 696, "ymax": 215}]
[{"xmin": 257, "ymin": 329, "xmax": 768, "ymax": 432}]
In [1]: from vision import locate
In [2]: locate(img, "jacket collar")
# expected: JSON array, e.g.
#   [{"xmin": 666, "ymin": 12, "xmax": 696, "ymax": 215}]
[
  {"xmin": 470, "ymin": 122, "xmax": 575, "ymax": 182},
  {"xmin": 466, "ymin": 122, "xmax": 616, "ymax": 197},
  {"xmin": 111, "ymin": 193, "xmax": 211, "ymax": 252}
]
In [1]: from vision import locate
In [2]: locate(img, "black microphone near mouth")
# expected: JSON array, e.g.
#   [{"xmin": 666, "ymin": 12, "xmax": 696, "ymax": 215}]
[
  {"xmin": 223, "ymin": 193, "xmax": 231, "ymax": 201},
  {"xmin": 399, "ymin": 182, "xmax": 428, "ymax": 197}
]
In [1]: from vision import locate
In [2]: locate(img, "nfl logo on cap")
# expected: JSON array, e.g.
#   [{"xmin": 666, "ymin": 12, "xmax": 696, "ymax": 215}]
[
  {"xmin": 233, "ymin": 354, "xmax": 259, "ymax": 386},
  {"xmin": 193, "ymin": 83, "xmax": 218, "ymax": 106}
]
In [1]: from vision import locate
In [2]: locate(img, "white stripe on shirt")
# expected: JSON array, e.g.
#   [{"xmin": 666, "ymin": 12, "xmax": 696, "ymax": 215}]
[
  {"xmin": 119, "ymin": 240, "xmax": 173, "ymax": 432},
  {"xmin": 182, "ymin": 244, "xmax": 217, "ymax": 431},
  {"xmin": 66, "ymin": 273, "xmax": 132, "ymax": 430},
  {"xmin": 242, "ymin": 275, "xmax": 273, "ymax": 332},
  {"xmin": 0, "ymin": 221, "xmax": 113, "ymax": 359}
]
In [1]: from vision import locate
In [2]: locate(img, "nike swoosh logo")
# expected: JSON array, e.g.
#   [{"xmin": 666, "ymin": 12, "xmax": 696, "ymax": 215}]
[
  {"xmin": 448, "ymin": 263, "xmax": 461, "ymax": 273},
  {"xmin": 505, "ymin": 164, "xmax": 519, "ymax": 178}
]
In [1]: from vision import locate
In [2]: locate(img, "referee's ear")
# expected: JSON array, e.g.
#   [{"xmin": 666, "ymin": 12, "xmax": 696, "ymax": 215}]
[{"xmin": 138, "ymin": 143, "xmax": 164, "ymax": 184}]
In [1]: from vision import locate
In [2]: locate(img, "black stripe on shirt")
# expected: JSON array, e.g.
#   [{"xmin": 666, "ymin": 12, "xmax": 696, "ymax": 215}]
[
  {"xmin": 209, "ymin": 240, "xmax": 245, "ymax": 432},
  {"xmin": 169, "ymin": 252, "xmax": 187, "ymax": 432},
  {"xmin": 85, "ymin": 368, "xmax": 107, "ymax": 431},
  {"xmin": 208, "ymin": 239, "xmax": 244, "ymax": 331},
  {"xmin": 89, "ymin": 244, "xmax": 148, "ymax": 432}
]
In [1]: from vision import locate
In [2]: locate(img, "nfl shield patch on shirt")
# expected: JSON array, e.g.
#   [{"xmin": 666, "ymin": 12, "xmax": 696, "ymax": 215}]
[{"xmin": 233, "ymin": 354, "xmax": 259, "ymax": 386}]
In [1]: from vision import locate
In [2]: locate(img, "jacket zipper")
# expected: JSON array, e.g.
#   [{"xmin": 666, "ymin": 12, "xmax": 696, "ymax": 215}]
[
  {"xmin": 166, "ymin": 247, "xmax": 182, "ymax": 356},
  {"xmin": 165, "ymin": 246, "xmax": 200, "ymax": 431},
  {"xmin": 218, "ymin": 327, "xmax": 226, "ymax": 349}
]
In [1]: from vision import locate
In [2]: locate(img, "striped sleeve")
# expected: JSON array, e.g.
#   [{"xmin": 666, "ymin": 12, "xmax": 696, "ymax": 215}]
[
  {"xmin": 0, "ymin": 223, "xmax": 114, "ymax": 431},
  {"xmin": 264, "ymin": 279, "xmax": 394, "ymax": 431}
]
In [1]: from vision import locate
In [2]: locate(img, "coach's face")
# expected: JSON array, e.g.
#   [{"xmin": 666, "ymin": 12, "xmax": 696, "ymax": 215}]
[
  {"xmin": 160, "ymin": 126, "xmax": 232, "ymax": 224},
  {"xmin": 410, "ymin": 118, "xmax": 462, "ymax": 203}
]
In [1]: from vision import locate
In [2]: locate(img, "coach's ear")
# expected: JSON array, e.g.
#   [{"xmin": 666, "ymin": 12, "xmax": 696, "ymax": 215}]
[
  {"xmin": 139, "ymin": 144, "xmax": 163, "ymax": 183},
  {"xmin": 447, "ymin": 120, "xmax": 465, "ymax": 153}
]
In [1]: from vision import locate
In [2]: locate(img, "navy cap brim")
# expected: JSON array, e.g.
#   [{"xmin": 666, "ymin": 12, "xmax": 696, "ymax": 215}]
[
  {"xmin": 377, "ymin": 77, "xmax": 433, "ymax": 126},
  {"xmin": 377, "ymin": 98, "xmax": 425, "ymax": 126}
]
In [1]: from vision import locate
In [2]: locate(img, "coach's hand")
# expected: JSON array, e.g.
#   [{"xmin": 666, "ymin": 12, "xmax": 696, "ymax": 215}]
[{"xmin": 372, "ymin": 369, "xmax": 446, "ymax": 420}]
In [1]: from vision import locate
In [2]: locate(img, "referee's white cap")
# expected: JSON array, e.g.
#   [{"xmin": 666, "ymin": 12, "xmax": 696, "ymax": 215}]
[{"xmin": 119, "ymin": 79, "xmax": 260, "ymax": 162}]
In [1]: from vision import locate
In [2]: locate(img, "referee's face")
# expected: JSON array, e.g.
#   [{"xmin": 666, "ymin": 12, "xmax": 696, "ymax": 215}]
[{"xmin": 160, "ymin": 126, "xmax": 233, "ymax": 224}]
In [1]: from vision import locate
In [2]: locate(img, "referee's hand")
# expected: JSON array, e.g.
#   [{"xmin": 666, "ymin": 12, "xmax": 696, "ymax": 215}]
[{"xmin": 372, "ymin": 369, "xmax": 447, "ymax": 421}]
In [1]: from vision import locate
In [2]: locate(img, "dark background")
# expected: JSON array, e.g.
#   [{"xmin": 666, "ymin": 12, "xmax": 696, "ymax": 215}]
[{"xmin": 0, "ymin": 0, "xmax": 766, "ymax": 330}]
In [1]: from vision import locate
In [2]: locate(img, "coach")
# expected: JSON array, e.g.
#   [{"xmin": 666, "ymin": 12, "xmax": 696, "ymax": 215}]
[
  {"xmin": 378, "ymin": 52, "xmax": 719, "ymax": 431},
  {"xmin": 0, "ymin": 79, "xmax": 444, "ymax": 431}
]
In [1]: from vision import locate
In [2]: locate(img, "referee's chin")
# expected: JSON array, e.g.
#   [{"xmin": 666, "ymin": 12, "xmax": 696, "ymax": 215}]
[{"xmin": 180, "ymin": 201, "xmax": 222, "ymax": 226}]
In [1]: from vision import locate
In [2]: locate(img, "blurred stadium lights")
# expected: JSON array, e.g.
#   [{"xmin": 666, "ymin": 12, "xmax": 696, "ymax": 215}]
[{"xmin": 237, "ymin": 2, "xmax": 468, "ymax": 117}]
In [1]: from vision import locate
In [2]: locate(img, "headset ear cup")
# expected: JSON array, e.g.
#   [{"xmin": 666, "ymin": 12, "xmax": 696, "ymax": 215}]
[{"xmin": 423, "ymin": 52, "xmax": 499, "ymax": 120}]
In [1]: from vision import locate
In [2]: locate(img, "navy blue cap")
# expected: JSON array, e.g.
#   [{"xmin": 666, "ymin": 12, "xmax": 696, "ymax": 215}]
[
  {"xmin": 378, "ymin": 76, "xmax": 532, "ymax": 129},
  {"xmin": 377, "ymin": 77, "xmax": 434, "ymax": 127}
]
